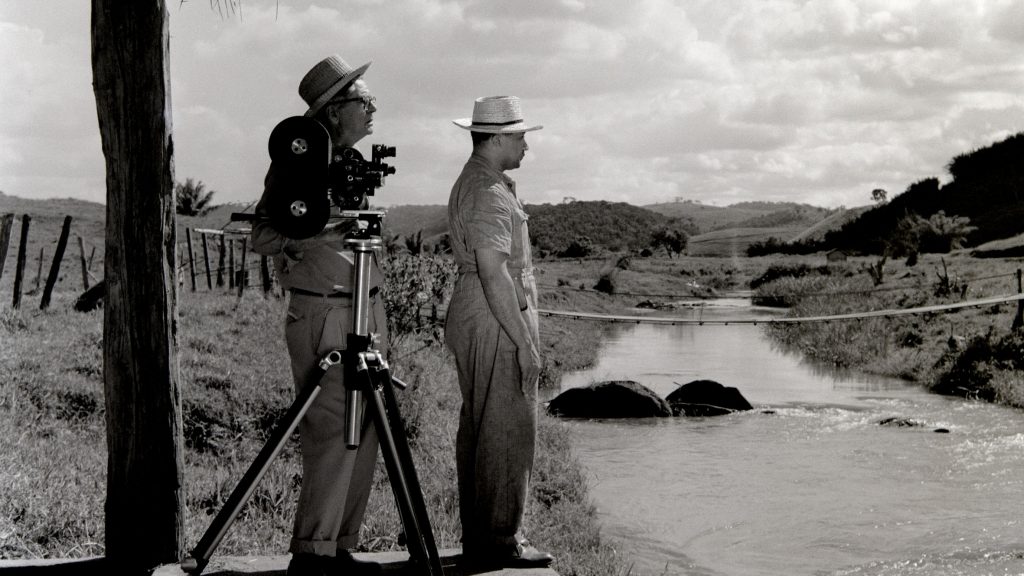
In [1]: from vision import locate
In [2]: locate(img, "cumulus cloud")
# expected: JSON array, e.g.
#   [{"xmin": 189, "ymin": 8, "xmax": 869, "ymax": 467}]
[{"xmin": 2, "ymin": 0, "xmax": 1024, "ymax": 210}]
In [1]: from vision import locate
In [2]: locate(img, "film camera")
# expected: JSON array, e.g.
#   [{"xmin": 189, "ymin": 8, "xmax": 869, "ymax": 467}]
[{"xmin": 259, "ymin": 116, "xmax": 395, "ymax": 239}]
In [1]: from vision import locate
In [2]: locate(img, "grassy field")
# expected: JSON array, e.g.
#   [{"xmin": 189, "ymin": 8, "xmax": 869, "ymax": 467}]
[
  {"xmin": 0, "ymin": 274, "xmax": 622, "ymax": 574},
  {"xmin": 4, "ymin": 236, "xmax": 1024, "ymax": 573}
]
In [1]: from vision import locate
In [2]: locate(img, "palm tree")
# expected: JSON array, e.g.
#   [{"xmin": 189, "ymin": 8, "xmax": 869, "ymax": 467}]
[{"xmin": 175, "ymin": 178, "xmax": 217, "ymax": 216}]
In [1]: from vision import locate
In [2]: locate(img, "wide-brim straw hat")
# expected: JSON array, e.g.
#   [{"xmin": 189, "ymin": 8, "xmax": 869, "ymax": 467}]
[
  {"xmin": 299, "ymin": 55, "xmax": 371, "ymax": 117},
  {"xmin": 453, "ymin": 96, "xmax": 543, "ymax": 133}
]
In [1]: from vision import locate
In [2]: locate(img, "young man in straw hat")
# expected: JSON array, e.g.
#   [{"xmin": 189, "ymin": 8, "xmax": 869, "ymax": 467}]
[
  {"xmin": 251, "ymin": 54, "xmax": 386, "ymax": 576},
  {"xmin": 445, "ymin": 96, "xmax": 555, "ymax": 568}
]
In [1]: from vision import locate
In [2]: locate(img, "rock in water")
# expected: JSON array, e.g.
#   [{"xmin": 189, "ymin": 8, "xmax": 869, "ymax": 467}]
[
  {"xmin": 547, "ymin": 380, "xmax": 671, "ymax": 418},
  {"xmin": 666, "ymin": 380, "xmax": 753, "ymax": 417}
]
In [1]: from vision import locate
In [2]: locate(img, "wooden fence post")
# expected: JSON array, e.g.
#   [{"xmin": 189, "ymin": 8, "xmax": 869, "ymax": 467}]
[
  {"xmin": 228, "ymin": 239, "xmax": 235, "ymax": 289},
  {"xmin": 0, "ymin": 213, "xmax": 14, "ymax": 283},
  {"xmin": 260, "ymin": 255, "xmax": 272, "ymax": 295},
  {"xmin": 40, "ymin": 215, "xmax": 72, "ymax": 310},
  {"xmin": 12, "ymin": 214, "xmax": 30, "ymax": 309},
  {"xmin": 79, "ymin": 236, "xmax": 90, "ymax": 290},
  {"xmin": 34, "ymin": 247, "xmax": 45, "ymax": 293},
  {"xmin": 237, "ymin": 237, "xmax": 248, "ymax": 297},
  {"xmin": 201, "ymin": 233, "xmax": 212, "ymax": 290},
  {"xmin": 185, "ymin": 228, "xmax": 197, "ymax": 292},
  {"xmin": 1013, "ymin": 269, "xmax": 1023, "ymax": 331},
  {"xmin": 217, "ymin": 234, "xmax": 226, "ymax": 288}
]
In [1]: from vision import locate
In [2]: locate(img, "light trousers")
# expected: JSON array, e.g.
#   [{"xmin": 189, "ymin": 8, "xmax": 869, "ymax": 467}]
[
  {"xmin": 445, "ymin": 275, "xmax": 539, "ymax": 550},
  {"xmin": 284, "ymin": 293, "xmax": 387, "ymax": 555}
]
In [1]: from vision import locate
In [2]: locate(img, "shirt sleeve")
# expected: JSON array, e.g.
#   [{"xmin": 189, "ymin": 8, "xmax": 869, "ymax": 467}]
[
  {"xmin": 465, "ymin": 184, "xmax": 513, "ymax": 255},
  {"xmin": 250, "ymin": 165, "xmax": 287, "ymax": 256}
]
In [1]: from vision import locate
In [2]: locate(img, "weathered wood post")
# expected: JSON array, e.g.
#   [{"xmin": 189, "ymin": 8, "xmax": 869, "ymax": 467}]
[
  {"xmin": 40, "ymin": 215, "xmax": 73, "ymax": 310},
  {"xmin": 1013, "ymin": 269, "xmax": 1023, "ymax": 331},
  {"xmin": 79, "ymin": 236, "xmax": 91, "ymax": 290},
  {"xmin": 33, "ymin": 247, "xmax": 45, "ymax": 293},
  {"xmin": 201, "ymin": 232, "xmax": 212, "ymax": 290},
  {"xmin": 0, "ymin": 213, "xmax": 13, "ymax": 283},
  {"xmin": 12, "ymin": 214, "xmax": 30, "ymax": 309},
  {"xmin": 92, "ymin": 0, "xmax": 184, "ymax": 569},
  {"xmin": 260, "ymin": 255, "xmax": 272, "ymax": 295},
  {"xmin": 185, "ymin": 228, "xmax": 197, "ymax": 292},
  {"xmin": 217, "ymin": 233, "xmax": 226, "ymax": 287},
  {"xmin": 228, "ymin": 238, "xmax": 235, "ymax": 289},
  {"xmin": 237, "ymin": 237, "xmax": 248, "ymax": 297}
]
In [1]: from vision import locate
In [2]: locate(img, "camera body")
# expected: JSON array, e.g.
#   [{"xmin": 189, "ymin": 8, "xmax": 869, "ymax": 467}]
[
  {"xmin": 329, "ymin": 145, "xmax": 396, "ymax": 210},
  {"xmin": 258, "ymin": 116, "xmax": 396, "ymax": 239}
]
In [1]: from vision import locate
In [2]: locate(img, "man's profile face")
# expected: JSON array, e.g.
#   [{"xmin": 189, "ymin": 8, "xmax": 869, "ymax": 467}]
[
  {"xmin": 327, "ymin": 79, "xmax": 376, "ymax": 147},
  {"xmin": 497, "ymin": 132, "xmax": 528, "ymax": 171}
]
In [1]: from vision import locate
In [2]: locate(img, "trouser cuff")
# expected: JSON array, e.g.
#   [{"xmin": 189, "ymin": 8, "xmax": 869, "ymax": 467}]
[{"xmin": 289, "ymin": 531, "xmax": 360, "ymax": 556}]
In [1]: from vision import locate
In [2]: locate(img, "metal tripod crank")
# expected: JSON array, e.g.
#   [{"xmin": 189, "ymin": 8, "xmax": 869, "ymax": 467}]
[
  {"xmin": 182, "ymin": 350, "xmax": 344, "ymax": 575},
  {"xmin": 345, "ymin": 236, "xmax": 444, "ymax": 576}
]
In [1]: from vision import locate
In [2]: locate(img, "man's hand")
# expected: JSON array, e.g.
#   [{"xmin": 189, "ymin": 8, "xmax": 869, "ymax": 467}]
[{"xmin": 518, "ymin": 342, "xmax": 542, "ymax": 395}]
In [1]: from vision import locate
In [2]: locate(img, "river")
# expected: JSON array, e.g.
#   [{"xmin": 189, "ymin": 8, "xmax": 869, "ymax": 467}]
[{"xmin": 554, "ymin": 298, "xmax": 1024, "ymax": 576}]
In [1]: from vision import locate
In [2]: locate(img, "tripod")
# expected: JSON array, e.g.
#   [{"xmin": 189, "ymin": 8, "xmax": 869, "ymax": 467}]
[{"xmin": 182, "ymin": 223, "xmax": 444, "ymax": 576}]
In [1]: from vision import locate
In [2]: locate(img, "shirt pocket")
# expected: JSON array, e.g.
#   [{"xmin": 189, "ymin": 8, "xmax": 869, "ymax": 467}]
[{"xmin": 510, "ymin": 205, "xmax": 530, "ymax": 267}]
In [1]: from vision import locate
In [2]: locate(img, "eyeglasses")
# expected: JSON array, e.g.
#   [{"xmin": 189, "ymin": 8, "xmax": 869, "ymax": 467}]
[{"xmin": 330, "ymin": 95, "xmax": 376, "ymax": 111}]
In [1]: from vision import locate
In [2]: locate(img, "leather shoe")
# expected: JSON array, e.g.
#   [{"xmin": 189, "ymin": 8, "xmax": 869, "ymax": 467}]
[
  {"xmin": 462, "ymin": 541, "xmax": 555, "ymax": 569},
  {"xmin": 286, "ymin": 551, "xmax": 382, "ymax": 576}
]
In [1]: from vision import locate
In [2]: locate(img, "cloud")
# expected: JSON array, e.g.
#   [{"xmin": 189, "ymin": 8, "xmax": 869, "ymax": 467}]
[{"xmin": 3, "ymin": 0, "xmax": 1024, "ymax": 211}]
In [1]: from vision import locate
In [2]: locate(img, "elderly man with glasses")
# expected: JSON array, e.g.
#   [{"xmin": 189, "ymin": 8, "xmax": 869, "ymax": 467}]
[{"xmin": 251, "ymin": 54, "xmax": 387, "ymax": 576}]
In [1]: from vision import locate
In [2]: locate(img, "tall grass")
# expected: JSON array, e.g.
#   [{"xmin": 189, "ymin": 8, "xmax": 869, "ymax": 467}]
[{"xmin": 1, "ymin": 257, "xmax": 627, "ymax": 576}]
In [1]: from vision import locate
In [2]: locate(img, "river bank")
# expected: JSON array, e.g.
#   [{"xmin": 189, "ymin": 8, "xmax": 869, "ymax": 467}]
[{"xmin": 749, "ymin": 252, "xmax": 1024, "ymax": 408}]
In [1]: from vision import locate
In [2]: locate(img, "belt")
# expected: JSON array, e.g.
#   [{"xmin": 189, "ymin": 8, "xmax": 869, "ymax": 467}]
[
  {"xmin": 289, "ymin": 288, "xmax": 350, "ymax": 299},
  {"xmin": 289, "ymin": 287, "xmax": 378, "ymax": 299}
]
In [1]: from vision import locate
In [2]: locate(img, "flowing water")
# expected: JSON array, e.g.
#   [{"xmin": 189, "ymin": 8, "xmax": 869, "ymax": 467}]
[{"xmin": 554, "ymin": 298, "xmax": 1024, "ymax": 576}]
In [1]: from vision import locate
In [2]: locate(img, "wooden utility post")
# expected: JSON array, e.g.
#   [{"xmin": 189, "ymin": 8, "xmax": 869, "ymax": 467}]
[{"xmin": 92, "ymin": 0, "xmax": 184, "ymax": 571}]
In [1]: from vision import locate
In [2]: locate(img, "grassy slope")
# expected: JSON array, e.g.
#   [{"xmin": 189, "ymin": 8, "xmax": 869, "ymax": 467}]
[
  {"xmin": 753, "ymin": 252, "xmax": 1024, "ymax": 406},
  {"xmin": 0, "ymin": 288, "xmax": 622, "ymax": 574}
]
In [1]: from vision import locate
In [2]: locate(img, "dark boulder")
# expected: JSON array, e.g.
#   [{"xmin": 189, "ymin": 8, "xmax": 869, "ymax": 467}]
[
  {"xmin": 547, "ymin": 380, "xmax": 672, "ymax": 418},
  {"xmin": 666, "ymin": 380, "xmax": 753, "ymax": 417}
]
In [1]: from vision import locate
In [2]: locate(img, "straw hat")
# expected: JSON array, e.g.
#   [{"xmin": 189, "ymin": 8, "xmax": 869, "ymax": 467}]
[
  {"xmin": 453, "ymin": 96, "xmax": 543, "ymax": 133},
  {"xmin": 298, "ymin": 55, "xmax": 371, "ymax": 117}
]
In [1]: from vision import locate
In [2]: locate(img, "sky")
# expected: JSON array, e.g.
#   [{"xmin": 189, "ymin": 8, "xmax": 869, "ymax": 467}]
[{"xmin": 2, "ymin": 0, "xmax": 1024, "ymax": 212}]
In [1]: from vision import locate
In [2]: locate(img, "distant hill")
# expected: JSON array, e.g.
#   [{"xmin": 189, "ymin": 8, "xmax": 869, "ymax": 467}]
[
  {"xmin": 787, "ymin": 206, "xmax": 871, "ymax": 244},
  {"xmin": 382, "ymin": 205, "xmax": 448, "ymax": 243},
  {"xmin": 525, "ymin": 200, "xmax": 697, "ymax": 255},
  {"xmin": 822, "ymin": 131, "xmax": 1024, "ymax": 254},
  {"xmin": 646, "ymin": 200, "xmax": 831, "ymax": 233}
]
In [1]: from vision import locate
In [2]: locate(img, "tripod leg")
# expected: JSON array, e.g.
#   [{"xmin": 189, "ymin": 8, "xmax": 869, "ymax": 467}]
[
  {"xmin": 379, "ymin": 369, "xmax": 445, "ymax": 573},
  {"xmin": 183, "ymin": 352, "xmax": 342, "ymax": 575},
  {"xmin": 361, "ymin": 366, "xmax": 445, "ymax": 576}
]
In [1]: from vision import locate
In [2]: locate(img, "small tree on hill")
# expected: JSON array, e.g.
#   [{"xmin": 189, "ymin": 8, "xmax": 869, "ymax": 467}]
[
  {"xmin": 650, "ymin": 226, "xmax": 688, "ymax": 258},
  {"xmin": 560, "ymin": 236, "xmax": 593, "ymax": 258},
  {"xmin": 175, "ymin": 178, "xmax": 216, "ymax": 216}
]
